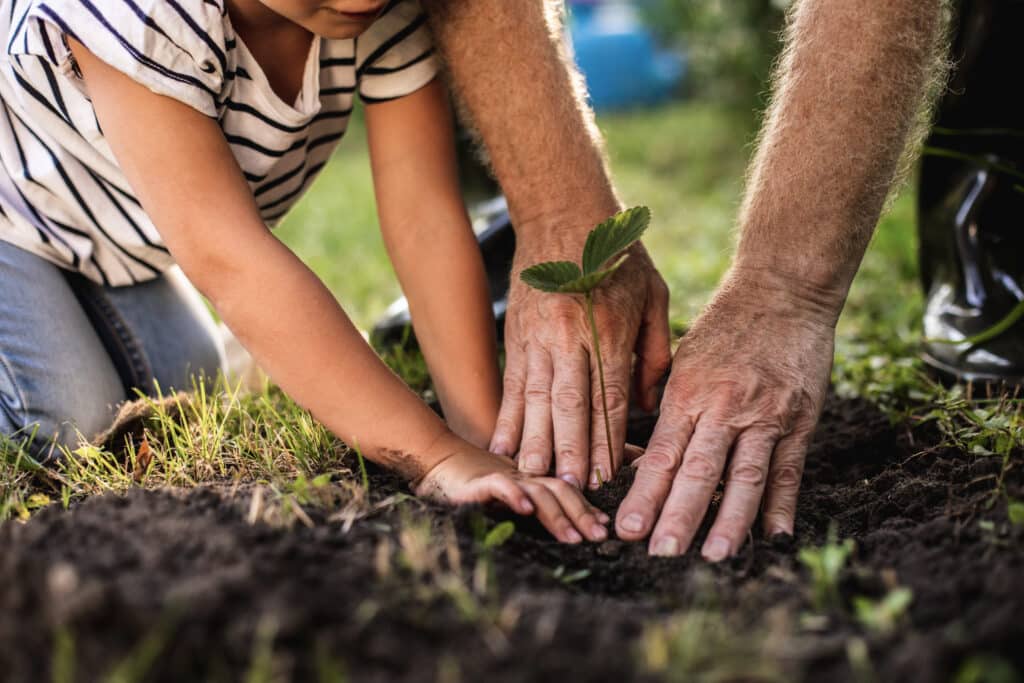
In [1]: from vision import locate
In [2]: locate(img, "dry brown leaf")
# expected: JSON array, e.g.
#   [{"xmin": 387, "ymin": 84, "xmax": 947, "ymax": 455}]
[{"xmin": 132, "ymin": 434, "xmax": 152, "ymax": 483}]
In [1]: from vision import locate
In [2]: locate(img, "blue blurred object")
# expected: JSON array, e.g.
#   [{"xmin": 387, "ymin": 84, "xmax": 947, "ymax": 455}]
[{"xmin": 567, "ymin": 0, "xmax": 686, "ymax": 112}]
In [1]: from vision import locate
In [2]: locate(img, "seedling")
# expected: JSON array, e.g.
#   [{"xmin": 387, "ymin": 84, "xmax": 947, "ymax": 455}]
[
  {"xmin": 853, "ymin": 587, "xmax": 913, "ymax": 634},
  {"xmin": 520, "ymin": 206, "xmax": 651, "ymax": 464},
  {"xmin": 798, "ymin": 524, "xmax": 855, "ymax": 612}
]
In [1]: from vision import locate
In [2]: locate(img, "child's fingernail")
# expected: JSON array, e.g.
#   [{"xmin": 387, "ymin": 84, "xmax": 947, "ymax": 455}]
[
  {"xmin": 566, "ymin": 529, "xmax": 583, "ymax": 543},
  {"xmin": 559, "ymin": 474, "xmax": 582, "ymax": 489},
  {"xmin": 591, "ymin": 525, "xmax": 608, "ymax": 541},
  {"xmin": 597, "ymin": 512, "xmax": 611, "ymax": 524},
  {"xmin": 520, "ymin": 499, "xmax": 534, "ymax": 514}
]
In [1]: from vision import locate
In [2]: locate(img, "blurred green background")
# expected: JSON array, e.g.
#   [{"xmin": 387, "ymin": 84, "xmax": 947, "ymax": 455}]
[{"xmin": 277, "ymin": 103, "xmax": 921, "ymax": 346}]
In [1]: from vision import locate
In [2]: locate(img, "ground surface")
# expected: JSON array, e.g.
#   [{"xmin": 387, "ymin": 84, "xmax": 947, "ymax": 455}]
[{"xmin": 1, "ymin": 395, "xmax": 1021, "ymax": 683}]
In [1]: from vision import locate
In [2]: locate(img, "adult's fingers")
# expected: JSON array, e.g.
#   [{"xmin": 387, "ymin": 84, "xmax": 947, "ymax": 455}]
[
  {"xmin": 517, "ymin": 348, "xmax": 555, "ymax": 475},
  {"xmin": 539, "ymin": 478, "xmax": 609, "ymax": 541},
  {"xmin": 648, "ymin": 417, "xmax": 738, "ymax": 556},
  {"xmin": 587, "ymin": 349, "xmax": 631, "ymax": 489},
  {"xmin": 623, "ymin": 443, "xmax": 645, "ymax": 464},
  {"xmin": 700, "ymin": 429, "xmax": 777, "ymax": 562},
  {"xmin": 520, "ymin": 480, "xmax": 582, "ymax": 543},
  {"xmin": 490, "ymin": 345, "xmax": 527, "ymax": 457},
  {"xmin": 633, "ymin": 278, "xmax": 672, "ymax": 412},
  {"xmin": 761, "ymin": 424, "xmax": 813, "ymax": 537},
  {"xmin": 615, "ymin": 405, "xmax": 694, "ymax": 540},
  {"xmin": 549, "ymin": 344, "xmax": 591, "ymax": 489}
]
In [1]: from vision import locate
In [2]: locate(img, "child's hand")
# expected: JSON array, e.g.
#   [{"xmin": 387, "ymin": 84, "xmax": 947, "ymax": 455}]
[{"xmin": 414, "ymin": 445, "xmax": 610, "ymax": 544}]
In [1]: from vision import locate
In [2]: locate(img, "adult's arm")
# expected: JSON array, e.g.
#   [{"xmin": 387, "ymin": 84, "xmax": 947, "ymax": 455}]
[
  {"xmin": 421, "ymin": 0, "xmax": 672, "ymax": 490},
  {"xmin": 616, "ymin": 0, "xmax": 950, "ymax": 558}
]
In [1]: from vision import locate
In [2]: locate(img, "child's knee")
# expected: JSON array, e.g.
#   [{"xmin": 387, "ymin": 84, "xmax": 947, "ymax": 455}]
[{"xmin": 0, "ymin": 353, "xmax": 122, "ymax": 464}]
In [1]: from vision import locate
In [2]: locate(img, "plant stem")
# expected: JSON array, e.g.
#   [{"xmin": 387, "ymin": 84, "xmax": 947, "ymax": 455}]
[{"xmin": 585, "ymin": 292, "xmax": 614, "ymax": 469}]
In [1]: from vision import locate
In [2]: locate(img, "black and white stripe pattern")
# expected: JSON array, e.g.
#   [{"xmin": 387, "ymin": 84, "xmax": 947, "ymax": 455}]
[{"xmin": 0, "ymin": 0, "xmax": 437, "ymax": 285}]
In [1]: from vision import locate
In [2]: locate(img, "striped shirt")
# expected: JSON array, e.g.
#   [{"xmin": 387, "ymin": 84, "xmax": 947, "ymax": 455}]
[{"xmin": 0, "ymin": 0, "xmax": 437, "ymax": 286}]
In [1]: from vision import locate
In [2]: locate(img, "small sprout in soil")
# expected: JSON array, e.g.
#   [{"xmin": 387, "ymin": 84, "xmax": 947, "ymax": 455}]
[
  {"xmin": 798, "ymin": 525, "xmax": 855, "ymax": 612},
  {"xmin": 853, "ymin": 587, "xmax": 913, "ymax": 634},
  {"xmin": 482, "ymin": 520, "xmax": 515, "ymax": 550},
  {"xmin": 1007, "ymin": 498, "xmax": 1024, "ymax": 526},
  {"xmin": 551, "ymin": 565, "xmax": 592, "ymax": 585},
  {"xmin": 520, "ymin": 206, "xmax": 651, "ymax": 467},
  {"xmin": 352, "ymin": 441, "xmax": 370, "ymax": 491}
]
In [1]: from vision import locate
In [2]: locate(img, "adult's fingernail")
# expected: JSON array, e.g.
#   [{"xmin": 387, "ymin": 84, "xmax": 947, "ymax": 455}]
[
  {"xmin": 652, "ymin": 536, "xmax": 680, "ymax": 557},
  {"xmin": 566, "ymin": 529, "xmax": 583, "ymax": 543},
  {"xmin": 559, "ymin": 473, "xmax": 582, "ymax": 489},
  {"xmin": 588, "ymin": 467, "xmax": 605, "ymax": 489},
  {"xmin": 620, "ymin": 513, "xmax": 645, "ymax": 533},
  {"xmin": 702, "ymin": 536, "xmax": 731, "ymax": 562},
  {"xmin": 523, "ymin": 453, "xmax": 546, "ymax": 473}
]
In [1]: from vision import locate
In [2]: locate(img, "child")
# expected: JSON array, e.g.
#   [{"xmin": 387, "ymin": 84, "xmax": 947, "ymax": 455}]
[{"xmin": 0, "ymin": 0, "xmax": 609, "ymax": 543}]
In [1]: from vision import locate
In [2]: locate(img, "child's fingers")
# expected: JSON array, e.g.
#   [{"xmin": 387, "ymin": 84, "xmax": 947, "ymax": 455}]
[
  {"xmin": 479, "ymin": 474, "xmax": 534, "ymax": 515},
  {"xmin": 539, "ymin": 478, "xmax": 608, "ymax": 542},
  {"xmin": 519, "ymin": 480, "xmax": 583, "ymax": 544}
]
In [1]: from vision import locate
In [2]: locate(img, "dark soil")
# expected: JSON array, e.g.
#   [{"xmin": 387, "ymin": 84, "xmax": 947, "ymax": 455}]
[{"xmin": 0, "ymin": 396, "xmax": 1022, "ymax": 682}]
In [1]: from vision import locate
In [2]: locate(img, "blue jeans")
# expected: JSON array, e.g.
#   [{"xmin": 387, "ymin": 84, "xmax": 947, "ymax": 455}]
[{"xmin": 0, "ymin": 240, "xmax": 225, "ymax": 462}]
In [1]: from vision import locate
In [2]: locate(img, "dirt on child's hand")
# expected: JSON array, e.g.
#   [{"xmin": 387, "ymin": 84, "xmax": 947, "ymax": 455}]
[{"xmin": 414, "ymin": 448, "xmax": 610, "ymax": 544}]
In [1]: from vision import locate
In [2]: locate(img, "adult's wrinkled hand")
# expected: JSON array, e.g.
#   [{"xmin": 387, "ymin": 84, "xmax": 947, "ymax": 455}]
[
  {"xmin": 615, "ymin": 270, "xmax": 839, "ymax": 560},
  {"xmin": 489, "ymin": 240, "xmax": 672, "ymax": 491}
]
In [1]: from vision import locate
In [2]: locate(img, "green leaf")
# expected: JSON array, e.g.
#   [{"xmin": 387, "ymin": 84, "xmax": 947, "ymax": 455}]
[
  {"xmin": 483, "ymin": 521, "xmax": 515, "ymax": 549},
  {"xmin": 1008, "ymin": 499, "xmax": 1024, "ymax": 526},
  {"xmin": 582, "ymin": 206, "xmax": 651, "ymax": 275},
  {"xmin": 555, "ymin": 253, "xmax": 630, "ymax": 293},
  {"xmin": 520, "ymin": 261, "xmax": 583, "ymax": 292}
]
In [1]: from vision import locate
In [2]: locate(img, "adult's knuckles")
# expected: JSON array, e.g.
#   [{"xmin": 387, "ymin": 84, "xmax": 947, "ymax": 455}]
[
  {"xmin": 554, "ymin": 440, "xmax": 586, "ymax": 460},
  {"xmin": 770, "ymin": 461, "xmax": 804, "ymax": 489},
  {"xmin": 493, "ymin": 416, "xmax": 520, "ymax": 439},
  {"xmin": 502, "ymin": 371, "xmax": 527, "ymax": 397},
  {"xmin": 636, "ymin": 446, "xmax": 680, "ymax": 474},
  {"xmin": 525, "ymin": 382, "xmax": 552, "ymax": 404},
  {"xmin": 593, "ymin": 382, "xmax": 629, "ymax": 415},
  {"xmin": 553, "ymin": 386, "xmax": 587, "ymax": 413},
  {"xmin": 519, "ymin": 442, "xmax": 551, "ymax": 465},
  {"xmin": 656, "ymin": 506, "xmax": 703, "ymax": 536},
  {"xmin": 729, "ymin": 460, "xmax": 768, "ymax": 487},
  {"xmin": 679, "ymin": 452, "xmax": 721, "ymax": 483}
]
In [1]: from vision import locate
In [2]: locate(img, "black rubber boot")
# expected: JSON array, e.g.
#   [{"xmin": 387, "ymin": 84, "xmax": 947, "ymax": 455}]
[{"xmin": 918, "ymin": 0, "xmax": 1024, "ymax": 387}]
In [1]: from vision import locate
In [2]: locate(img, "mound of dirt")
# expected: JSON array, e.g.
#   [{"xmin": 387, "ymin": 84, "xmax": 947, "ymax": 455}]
[{"xmin": 0, "ymin": 397, "xmax": 1021, "ymax": 682}]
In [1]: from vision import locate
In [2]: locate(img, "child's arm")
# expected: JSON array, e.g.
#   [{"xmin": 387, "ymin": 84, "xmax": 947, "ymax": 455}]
[
  {"xmin": 69, "ymin": 40, "xmax": 607, "ymax": 544},
  {"xmin": 364, "ymin": 79, "xmax": 500, "ymax": 449}
]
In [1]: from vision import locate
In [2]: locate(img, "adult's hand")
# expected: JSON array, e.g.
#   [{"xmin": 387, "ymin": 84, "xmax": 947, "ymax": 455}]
[
  {"xmin": 489, "ymin": 240, "xmax": 672, "ymax": 491},
  {"xmin": 615, "ymin": 268, "xmax": 838, "ymax": 560}
]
